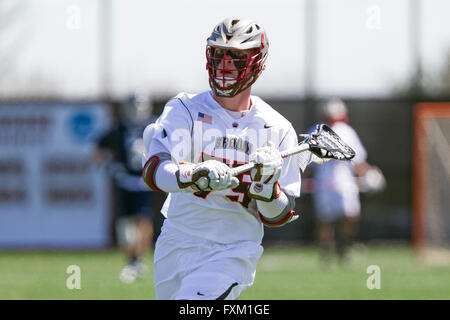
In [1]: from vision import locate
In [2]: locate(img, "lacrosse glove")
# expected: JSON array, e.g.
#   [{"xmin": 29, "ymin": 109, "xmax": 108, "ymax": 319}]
[
  {"xmin": 248, "ymin": 141, "xmax": 283, "ymax": 202},
  {"xmin": 176, "ymin": 160, "xmax": 239, "ymax": 192}
]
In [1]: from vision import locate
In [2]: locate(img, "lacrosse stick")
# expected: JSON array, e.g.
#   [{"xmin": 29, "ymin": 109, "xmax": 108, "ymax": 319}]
[{"xmin": 196, "ymin": 124, "xmax": 355, "ymax": 190}]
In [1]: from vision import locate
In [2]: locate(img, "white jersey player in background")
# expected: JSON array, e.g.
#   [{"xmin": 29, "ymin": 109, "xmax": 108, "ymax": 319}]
[
  {"xmin": 311, "ymin": 98, "xmax": 385, "ymax": 267},
  {"xmin": 142, "ymin": 18, "xmax": 316, "ymax": 300}
]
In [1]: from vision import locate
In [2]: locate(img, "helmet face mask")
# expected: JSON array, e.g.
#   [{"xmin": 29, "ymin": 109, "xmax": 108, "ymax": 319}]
[
  {"xmin": 206, "ymin": 18, "xmax": 269, "ymax": 97},
  {"xmin": 206, "ymin": 46, "xmax": 264, "ymax": 97}
]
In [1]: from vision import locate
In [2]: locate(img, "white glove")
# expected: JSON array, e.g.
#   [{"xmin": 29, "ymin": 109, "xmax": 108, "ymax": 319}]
[
  {"xmin": 248, "ymin": 141, "xmax": 283, "ymax": 202},
  {"xmin": 176, "ymin": 160, "xmax": 239, "ymax": 192},
  {"xmin": 357, "ymin": 166, "xmax": 386, "ymax": 193}
]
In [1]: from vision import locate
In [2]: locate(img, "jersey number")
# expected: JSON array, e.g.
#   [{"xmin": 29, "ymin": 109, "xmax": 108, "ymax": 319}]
[{"xmin": 194, "ymin": 154, "xmax": 253, "ymax": 208}]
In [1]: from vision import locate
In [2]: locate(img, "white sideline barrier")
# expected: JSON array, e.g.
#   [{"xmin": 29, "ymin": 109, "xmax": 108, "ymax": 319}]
[{"xmin": 0, "ymin": 102, "xmax": 113, "ymax": 249}]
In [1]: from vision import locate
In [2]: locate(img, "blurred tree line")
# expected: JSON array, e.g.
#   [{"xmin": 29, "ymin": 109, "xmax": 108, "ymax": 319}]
[
  {"xmin": 0, "ymin": 1, "xmax": 57, "ymax": 100},
  {"xmin": 393, "ymin": 51, "xmax": 450, "ymax": 99}
]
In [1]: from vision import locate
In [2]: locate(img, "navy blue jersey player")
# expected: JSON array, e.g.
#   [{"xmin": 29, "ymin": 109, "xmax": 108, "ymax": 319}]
[{"xmin": 94, "ymin": 93, "xmax": 156, "ymax": 283}]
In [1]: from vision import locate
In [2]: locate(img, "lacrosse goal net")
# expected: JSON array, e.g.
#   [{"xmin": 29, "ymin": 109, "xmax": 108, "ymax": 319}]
[{"xmin": 413, "ymin": 103, "xmax": 450, "ymax": 264}]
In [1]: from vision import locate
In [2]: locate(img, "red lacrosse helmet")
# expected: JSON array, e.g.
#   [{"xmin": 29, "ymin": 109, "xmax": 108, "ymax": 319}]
[{"xmin": 206, "ymin": 18, "xmax": 269, "ymax": 97}]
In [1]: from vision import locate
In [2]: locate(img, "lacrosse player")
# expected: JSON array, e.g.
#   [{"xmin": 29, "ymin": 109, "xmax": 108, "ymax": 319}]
[
  {"xmin": 142, "ymin": 18, "xmax": 319, "ymax": 300},
  {"xmin": 94, "ymin": 94, "xmax": 156, "ymax": 283},
  {"xmin": 311, "ymin": 98, "xmax": 385, "ymax": 267}
]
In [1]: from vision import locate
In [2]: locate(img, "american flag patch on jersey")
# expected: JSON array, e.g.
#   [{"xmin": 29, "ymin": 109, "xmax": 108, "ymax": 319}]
[{"xmin": 197, "ymin": 112, "xmax": 212, "ymax": 124}]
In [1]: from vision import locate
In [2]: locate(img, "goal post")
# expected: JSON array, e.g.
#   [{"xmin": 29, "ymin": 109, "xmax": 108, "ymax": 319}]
[{"xmin": 412, "ymin": 102, "xmax": 450, "ymax": 263}]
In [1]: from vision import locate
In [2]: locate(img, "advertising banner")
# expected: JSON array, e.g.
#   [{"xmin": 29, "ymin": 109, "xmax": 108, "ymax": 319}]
[{"xmin": 0, "ymin": 102, "xmax": 113, "ymax": 248}]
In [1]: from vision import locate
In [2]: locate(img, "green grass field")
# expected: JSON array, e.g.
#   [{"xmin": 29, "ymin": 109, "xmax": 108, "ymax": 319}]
[{"xmin": 1, "ymin": 244, "xmax": 449, "ymax": 300}]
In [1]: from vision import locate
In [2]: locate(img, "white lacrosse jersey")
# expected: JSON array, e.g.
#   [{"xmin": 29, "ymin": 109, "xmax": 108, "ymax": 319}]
[
  {"xmin": 143, "ymin": 90, "xmax": 301, "ymax": 244},
  {"xmin": 312, "ymin": 121, "xmax": 367, "ymax": 219}
]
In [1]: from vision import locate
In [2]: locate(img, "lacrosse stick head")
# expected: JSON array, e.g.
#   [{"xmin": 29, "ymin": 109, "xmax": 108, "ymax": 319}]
[{"xmin": 303, "ymin": 124, "xmax": 356, "ymax": 161}]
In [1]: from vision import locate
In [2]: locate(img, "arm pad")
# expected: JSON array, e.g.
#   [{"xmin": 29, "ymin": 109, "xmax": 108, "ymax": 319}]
[
  {"xmin": 142, "ymin": 152, "xmax": 173, "ymax": 192},
  {"xmin": 257, "ymin": 192, "xmax": 298, "ymax": 227}
]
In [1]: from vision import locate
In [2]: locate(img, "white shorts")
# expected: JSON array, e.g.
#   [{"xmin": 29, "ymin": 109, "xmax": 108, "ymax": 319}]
[
  {"xmin": 313, "ymin": 191, "xmax": 361, "ymax": 223},
  {"xmin": 154, "ymin": 220, "xmax": 264, "ymax": 300}
]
